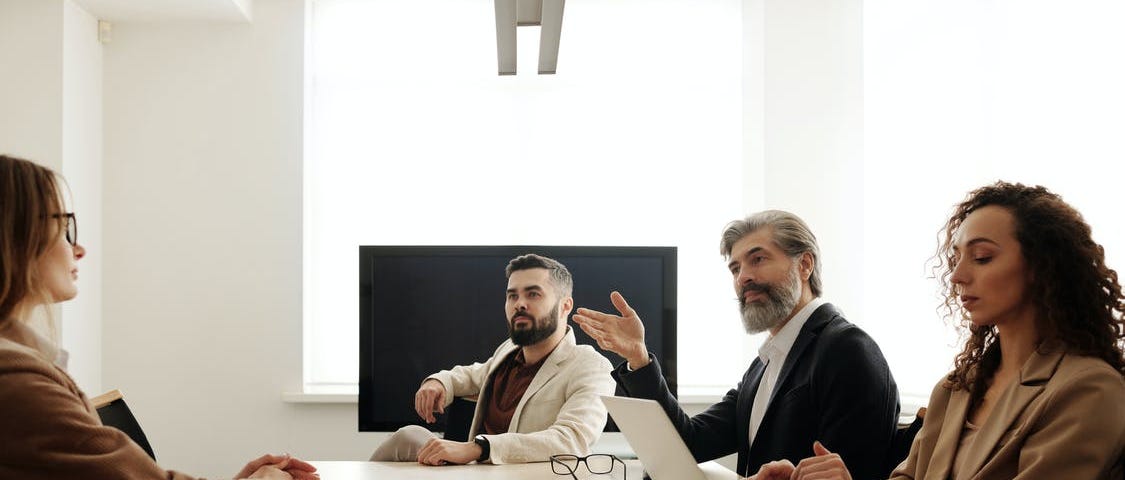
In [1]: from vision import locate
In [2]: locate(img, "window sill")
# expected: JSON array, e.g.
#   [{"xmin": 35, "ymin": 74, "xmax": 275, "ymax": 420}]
[
  {"xmin": 283, "ymin": 386, "xmax": 729, "ymax": 406},
  {"xmin": 283, "ymin": 392, "xmax": 358, "ymax": 403},
  {"xmin": 282, "ymin": 388, "xmax": 931, "ymax": 414}
]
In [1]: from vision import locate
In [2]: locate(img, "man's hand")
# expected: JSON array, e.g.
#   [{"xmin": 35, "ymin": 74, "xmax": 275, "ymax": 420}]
[
  {"xmin": 792, "ymin": 441, "xmax": 852, "ymax": 480},
  {"xmin": 747, "ymin": 459, "xmax": 795, "ymax": 480},
  {"xmin": 414, "ymin": 379, "xmax": 447, "ymax": 423},
  {"xmin": 247, "ymin": 466, "xmax": 291, "ymax": 480},
  {"xmin": 574, "ymin": 291, "xmax": 649, "ymax": 368},
  {"xmin": 416, "ymin": 438, "xmax": 482, "ymax": 466},
  {"xmin": 235, "ymin": 454, "xmax": 319, "ymax": 480}
]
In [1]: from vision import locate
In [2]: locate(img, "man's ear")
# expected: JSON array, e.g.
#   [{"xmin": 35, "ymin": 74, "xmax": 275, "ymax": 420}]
[
  {"xmin": 561, "ymin": 296, "xmax": 574, "ymax": 318},
  {"xmin": 799, "ymin": 252, "xmax": 814, "ymax": 281}
]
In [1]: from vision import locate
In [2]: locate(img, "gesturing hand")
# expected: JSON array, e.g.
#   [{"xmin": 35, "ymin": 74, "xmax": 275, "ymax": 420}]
[
  {"xmin": 573, "ymin": 291, "xmax": 649, "ymax": 369},
  {"xmin": 415, "ymin": 379, "xmax": 447, "ymax": 424}
]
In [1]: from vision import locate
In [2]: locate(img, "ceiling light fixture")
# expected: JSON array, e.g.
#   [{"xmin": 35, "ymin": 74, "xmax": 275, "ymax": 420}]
[{"xmin": 494, "ymin": 0, "xmax": 565, "ymax": 75}]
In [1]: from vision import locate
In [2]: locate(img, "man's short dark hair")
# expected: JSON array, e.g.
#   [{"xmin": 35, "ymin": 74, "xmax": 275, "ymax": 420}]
[{"xmin": 505, "ymin": 254, "xmax": 574, "ymax": 297}]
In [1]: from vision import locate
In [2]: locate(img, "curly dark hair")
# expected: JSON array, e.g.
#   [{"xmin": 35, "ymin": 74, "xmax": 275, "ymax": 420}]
[{"xmin": 934, "ymin": 181, "xmax": 1125, "ymax": 399}]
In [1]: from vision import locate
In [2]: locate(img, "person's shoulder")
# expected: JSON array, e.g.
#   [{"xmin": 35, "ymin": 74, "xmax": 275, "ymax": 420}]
[
  {"xmin": 1039, "ymin": 354, "xmax": 1125, "ymax": 434},
  {"xmin": 0, "ymin": 337, "xmax": 57, "ymax": 376},
  {"xmin": 808, "ymin": 303, "xmax": 863, "ymax": 339},
  {"xmin": 1053, "ymin": 354, "xmax": 1125, "ymax": 391},
  {"xmin": 816, "ymin": 311, "xmax": 880, "ymax": 354},
  {"xmin": 570, "ymin": 344, "xmax": 614, "ymax": 370},
  {"xmin": 0, "ymin": 338, "xmax": 74, "ymax": 405},
  {"xmin": 928, "ymin": 375, "xmax": 956, "ymax": 401},
  {"xmin": 809, "ymin": 307, "xmax": 892, "ymax": 376}
]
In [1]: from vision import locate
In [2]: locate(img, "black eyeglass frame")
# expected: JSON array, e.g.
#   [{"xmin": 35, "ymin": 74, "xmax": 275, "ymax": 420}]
[
  {"xmin": 550, "ymin": 453, "xmax": 627, "ymax": 480},
  {"xmin": 51, "ymin": 213, "xmax": 77, "ymax": 246}
]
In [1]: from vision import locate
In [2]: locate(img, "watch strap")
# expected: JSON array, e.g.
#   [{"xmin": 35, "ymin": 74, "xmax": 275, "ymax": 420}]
[{"xmin": 473, "ymin": 435, "xmax": 490, "ymax": 462}]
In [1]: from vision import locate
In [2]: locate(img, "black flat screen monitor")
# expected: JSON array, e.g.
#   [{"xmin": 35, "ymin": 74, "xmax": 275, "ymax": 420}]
[{"xmin": 358, "ymin": 245, "xmax": 677, "ymax": 432}]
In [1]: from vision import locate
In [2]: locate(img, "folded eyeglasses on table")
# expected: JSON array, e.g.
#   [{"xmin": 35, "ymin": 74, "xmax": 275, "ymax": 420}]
[{"xmin": 550, "ymin": 454, "xmax": 627, "ymax": 479}]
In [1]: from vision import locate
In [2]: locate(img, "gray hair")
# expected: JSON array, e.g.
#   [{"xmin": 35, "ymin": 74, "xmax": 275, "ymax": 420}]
[
  {"xmin": 504, "ymin": 253, "xmax": 574, "ymax": 297},
  {"xmin": 719, "ymin": 210, "xmax": 822, "ymax": 297}
]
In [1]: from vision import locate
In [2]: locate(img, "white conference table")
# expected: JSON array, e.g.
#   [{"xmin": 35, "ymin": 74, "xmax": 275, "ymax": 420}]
[{"xmin": 310, "ymin": 460, "xmax": 736, "ymax": 480}]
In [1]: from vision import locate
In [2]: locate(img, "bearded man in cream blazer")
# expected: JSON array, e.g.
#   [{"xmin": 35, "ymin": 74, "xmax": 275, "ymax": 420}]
[{"xmin": 370, "ymin": 253, "xmax": 615, "ymax": 465}]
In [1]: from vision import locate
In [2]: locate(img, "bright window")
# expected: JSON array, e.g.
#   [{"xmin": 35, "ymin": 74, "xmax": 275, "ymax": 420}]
[
  {"xmin": 304, "ymin": 0, "xmax": 1125, "ymax": 409},
  {"xmin": 304, "ymin": 0, "xmax": 745, "ymax": 394},
  {"xmin": 863, "ymin": 0, "xmax": 1125, "ymax": 405}
]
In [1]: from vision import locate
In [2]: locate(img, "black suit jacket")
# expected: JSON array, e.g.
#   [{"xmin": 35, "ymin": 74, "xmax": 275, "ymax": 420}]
[{"xmin": 612, "ymin": 303, "xmax": 900, "ymax": 480}]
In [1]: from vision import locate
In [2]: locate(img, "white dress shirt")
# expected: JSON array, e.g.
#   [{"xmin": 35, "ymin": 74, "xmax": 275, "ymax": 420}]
[{"xmin": 748, "ymin": 297, "xmax": 826, "ymax": 447}]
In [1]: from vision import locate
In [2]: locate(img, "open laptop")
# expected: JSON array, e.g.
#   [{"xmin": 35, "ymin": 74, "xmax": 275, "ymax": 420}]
[{"xmin": 601, "ymin": 395, "xmax": 739, "ymax": 480}]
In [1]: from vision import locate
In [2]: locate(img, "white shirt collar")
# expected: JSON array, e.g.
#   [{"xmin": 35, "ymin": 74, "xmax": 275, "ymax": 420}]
[
  {"xmin": 1, "ymin": 320, "xmax": 68, "ymax": 369},
  {"xmin": 758, "ymin": 297, "xmax": 825, "ymax": 364}
]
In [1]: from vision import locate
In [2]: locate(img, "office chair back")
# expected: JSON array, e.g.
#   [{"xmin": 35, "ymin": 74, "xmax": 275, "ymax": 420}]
[
  {"xmin": 442, "ymin": 397, "xmax": 478, "ymax": 442},
  {"xmin": 91, "ymin": 389, "xmax": 157, "ymax": 461},
  {"xmin": 887, "ymin": 407, "xmax": 926, "ymax": 475}
]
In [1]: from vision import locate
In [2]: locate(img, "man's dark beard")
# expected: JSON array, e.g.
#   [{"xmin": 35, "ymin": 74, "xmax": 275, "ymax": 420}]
[{"xmin": 508, "ymin": 300, "xmax": 560, "ymax": 346}]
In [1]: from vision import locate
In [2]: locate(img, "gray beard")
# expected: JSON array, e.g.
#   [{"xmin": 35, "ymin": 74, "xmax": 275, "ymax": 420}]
[{"xmin": 739, "ymin": 265, "xmax": 802, "ymax": 334}]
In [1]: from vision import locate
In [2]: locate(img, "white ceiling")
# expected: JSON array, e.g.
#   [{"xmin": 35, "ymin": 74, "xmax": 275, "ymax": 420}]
[{"xmin": 72, "ymin": 0, "xmax": 252, "ymax": 23}]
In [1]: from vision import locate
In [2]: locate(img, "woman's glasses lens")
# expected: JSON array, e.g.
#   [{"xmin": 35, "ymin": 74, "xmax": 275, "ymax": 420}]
[
  {"xmin": 51, "ymin": 213, "xmax": 77, "ymax": 246},
  {"xmin": 66, "ymin": 216, "xmax": 76, "ymax": 245}
]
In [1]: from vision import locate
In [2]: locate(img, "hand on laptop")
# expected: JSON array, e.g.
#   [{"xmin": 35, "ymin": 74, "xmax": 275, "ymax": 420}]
[
  {"xmin": 415, "ymin": 379, "xmax": 446, "ymax": 423},
  {"xmin": 574, "ymin": 291, "xmax": 650, "ymax": 369}
]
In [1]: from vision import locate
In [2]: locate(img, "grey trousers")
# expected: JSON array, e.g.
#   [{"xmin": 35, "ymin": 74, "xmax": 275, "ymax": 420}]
[{"xmin": 369, "ymin": 425, "xmax": 438, "ymax": 461}]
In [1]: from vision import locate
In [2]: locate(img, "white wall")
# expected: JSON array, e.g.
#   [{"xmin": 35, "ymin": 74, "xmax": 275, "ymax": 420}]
[
  {"xmin": 0, "ymin": 0, "xmax": 63, "ymax": 166},
  {"xmin": 0, "ymin": 0, "xmax": 863, "ymax": 475},
  {"xmin": 761, "ymin": 0, "xmax": 865, "ymax": 329},
  {"xmin": 60, "ymin": 0, "xmax": 105, "ymax": 396},
  {"xmin": 102, "ymin": 1, "xmax": 384, "ymax": 476},
  {"xmin": 0, "ymin": 0, "xmax": 103, "ymax": 393},
  {"xmin": 740, "ymin": 0, "xmax": 865, "ymax": 364},
  {"xmin": 96, "ymin": 0, "xmax": 864, "ymax": 476}
]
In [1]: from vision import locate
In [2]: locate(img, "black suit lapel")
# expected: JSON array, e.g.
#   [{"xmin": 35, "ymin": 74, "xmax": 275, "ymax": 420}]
[
  {"xmin": 766, "ymin": 303, "xmax": 837, "ymax": 407},
  {"xmin": 738, "ymin": 358, "xmax": 767, "ymax": 474},
  {"xmin": 740, "ymin": 358, "xmax": 767, "ymax": 429},
  {"xmin": 747, "ymin": 304, "xmax": 839, "ymax": 464}
]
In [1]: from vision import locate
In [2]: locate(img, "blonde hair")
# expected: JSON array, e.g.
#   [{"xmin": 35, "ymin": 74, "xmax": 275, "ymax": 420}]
[{"xmin": 0, "ymin": 155, "xmax": 68, "ymax": 331}]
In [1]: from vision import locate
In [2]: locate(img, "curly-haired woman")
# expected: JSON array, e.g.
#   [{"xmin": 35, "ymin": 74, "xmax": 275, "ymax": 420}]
[{"xmin": 752, "ymin": 181, "xmax": 1125, "ymax": 480}]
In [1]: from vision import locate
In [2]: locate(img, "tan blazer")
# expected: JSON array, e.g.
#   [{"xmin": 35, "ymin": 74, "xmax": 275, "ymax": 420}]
[
  {"xmin": 0, "ymin": 321, "xmax": 198, "ymax": 480},
  {"xmin": 427, "ymin": 327, "xmax": 615, "ymax": 464},
  {"xmin": 892, "ymin": 349, "xmax": 1125, "ymax": 480}
]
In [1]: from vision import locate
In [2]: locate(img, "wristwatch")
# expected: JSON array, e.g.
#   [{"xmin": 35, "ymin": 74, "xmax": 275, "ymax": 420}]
[{"xmin": 473, "ymin": 434, "xmax": 490, "ymax": 462}]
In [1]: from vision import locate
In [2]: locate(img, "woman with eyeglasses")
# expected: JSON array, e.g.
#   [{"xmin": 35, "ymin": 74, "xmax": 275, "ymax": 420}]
[
  {"xmin": 750, "ymin": 181, "xmax": 1125, "ymax": 480},
  {"xmin": 0, "ymin": 154, "xmax": 318, "ymax": 479}
]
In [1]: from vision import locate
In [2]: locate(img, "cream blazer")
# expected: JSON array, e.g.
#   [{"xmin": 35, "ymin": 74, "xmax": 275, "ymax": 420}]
[
  {"xmin": 427, "ymin": 327, "xmax": 615, "ymax": 464},
  {"xmin": 892, "ymin": 349, "xmax": 1125, "ymax": 480}
]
